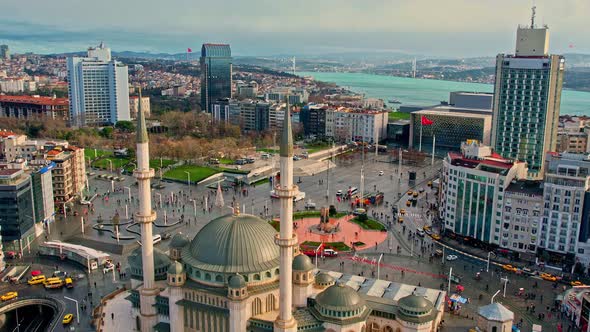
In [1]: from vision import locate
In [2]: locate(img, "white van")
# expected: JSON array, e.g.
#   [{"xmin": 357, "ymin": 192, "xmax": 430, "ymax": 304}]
[
  {"xmin": 348, "ymin": 187, "xmax": 358, "ymax": 197},
  {"xmin": 137, "ymin": 234, "xmax": 162, "ymax": 246}
]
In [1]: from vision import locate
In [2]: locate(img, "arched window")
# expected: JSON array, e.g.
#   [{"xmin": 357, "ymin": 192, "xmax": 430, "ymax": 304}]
[
  {"xmin": 266, "ymin": 271, "xmax": 271, "ymax": 278},
  {"xmin": 195, "ymin": 270, "xmax": 201, "ymax": 278},
  {"xmin": 492, "ymin": 327, "xmax": 497, "ymax": 332},
  {"xmin": 205, "ymin": 273, "xmax": 211, "ymax": 281},
  {"xmin": 252, "ymin": 298, "xmax": 263, "ymax": 316},
  {"xmin": 370, "ymin": 322, "xmax": 380, "ymax": 332},
  {"xmin": 215, "ymin": 275, "xmax": 223, "ymax": 282},
  {"xmin": 178, "ymin": 277, "xmax": 182, "ymax": 283},
  {"xmin": 383, "ymin": 326, "xmax": 394, "ymax": 332},
  {"xmin": 172, "ymin": 277, "xmax": 175, "ymax": 283},
  {"xmin": 275, "ymin": 268, "xmax": 280, "ymax": 275},
  {"xmin": 254, "ymin": 274, "xmax": 260, "ymax": 281}
]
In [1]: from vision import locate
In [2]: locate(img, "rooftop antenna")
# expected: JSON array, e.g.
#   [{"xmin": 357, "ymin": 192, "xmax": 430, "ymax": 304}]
[{"xmin": 530, "ymin": 5, "xmax": 536, "ymax": 28}]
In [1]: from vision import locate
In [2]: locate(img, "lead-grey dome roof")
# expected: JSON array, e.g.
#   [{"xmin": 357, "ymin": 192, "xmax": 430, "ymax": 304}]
[
  {"xmin": 182, "ymin": 213, "xmax": 280, "ymax": 274},
  {"xmin": 228, "ymin": 274, "xmax": 246, "ymax": 289},
  {"xmin": 293, "ymin": 254, "xmax": 314, "ymax": 271},
  {"xmin": 315, "ymin": 283, "xmax": 365, "ymax": 311},
  {"xmin": 167, "ymin": 261, "xmax": 184, "ymax": 275},
  {"xmin": 398, "ymin": 294, "xmax": 433, "ymax": 311},
  {"xmin": 170, "ymin": 233, "xmax": 190, "ymax": 249}
]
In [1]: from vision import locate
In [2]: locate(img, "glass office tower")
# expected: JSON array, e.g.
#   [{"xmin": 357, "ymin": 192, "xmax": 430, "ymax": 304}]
[{"xmin": 200, "ymin": 44, "xmax": 232, "ymax": 113}]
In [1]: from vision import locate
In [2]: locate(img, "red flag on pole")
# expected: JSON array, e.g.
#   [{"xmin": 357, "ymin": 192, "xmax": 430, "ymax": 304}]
[
  {"xmin": 187, "ymin": 48, "xmax": 192, "ymax": 53},
  {"xmin": 421, "ymin": 115, "xmax": 433, "ymax": 125}
]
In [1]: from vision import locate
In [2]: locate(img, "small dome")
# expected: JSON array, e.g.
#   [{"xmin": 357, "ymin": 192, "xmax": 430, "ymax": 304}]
[
  {"xmin": 315, "ymin": 272, "xmax": 335, "ymax": 286},
  {"xmin": 170, "ymin": 233, "xmax": 190, "ymax": 248},
  {"xmin": 183, "ymin": 213, "xmax": 279, "ymax": 274},
  {"xmin": 315, "ymin": 283, "xmax": 365, "ymax": 311},
  {"xmin": 168, "ymin": 261, "xmax": 184, "ymax": 275},
  {"xmin": 398, "ymin": 294, "xmax": 433, "ymax": 311},
  {"xmin": 128, "ymin": 247, "xmax": 171, "ymax": 281},
  {"xmin": 228, "ymin": 274, "xmax": 246, "ymax": 289},
  {"xmin": 293, "ymin": 254, "xmax": 314, "ymax": 271}
]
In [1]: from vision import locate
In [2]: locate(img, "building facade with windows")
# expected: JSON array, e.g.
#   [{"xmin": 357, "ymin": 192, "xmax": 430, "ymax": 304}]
[
  {"xmin": 129, "ymin": 95, "xmax": 151, "ymax": 119},
  {"xmin": 540, "ymin": 153, "xmax": 590, "ymax": 266},
  {"xmin": 502, "ymin": 180, "xmax": 543, "ymax": 257},
  {"xmin": 0, "ymin": 95, "xmax": 69, "ymax": 121},
  {"xmin": 491, "ymin": 24, "xmax": 564, "ymax": 179},
  {"xmin": 200, "ymin": 44, "xmax": 232, "ymax": 113},
  {"xmin": 67, "ymin": 42, "xmax": 131, "ymax": 126},
  {"xmin": 440, "ymin": 141, "xmax": 527, "ymax": 245}
]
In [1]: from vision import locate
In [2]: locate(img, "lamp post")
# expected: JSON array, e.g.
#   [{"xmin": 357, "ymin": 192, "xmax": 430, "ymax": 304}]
[
  {"xmin": 106, "ymin": 159, "xmax": 113, "ymax": 173},
  {"xmin": 63, "ymin": 203, "xmax": 67, "ymax": 219},
  {"xmin": 155, "ymin": 193, "xmax": 162, "ymax": 208},
  {"xmin": 124, "ymin": 186, "xmax": 131, "ymax": 201},
  {"xmin": 81, "ymin": 217, "xmax": 85, "ymax": 235},
  {"xmin": 190, "ymin": 199, "xmax": 197, "ymax": 217},
  {"xmin": 501, "ymin": 276, "xmax": 509, "ymax": 297},
  {"xmin": 64, "ymin": 296, "xmax": 80, "ymax": 324},
  {"xmin": 377, "ymin": 253, "xmax": 383, "ymax": 280},
  {"xmin": 486, "ymin": 252, "xmax": 492, "ymax": 273},
  {"xmin": 184, "ymin": 171, "xmax": 190, "ymax": 187},
  {"xmin": 447, "ymin": 267, "xmax": 453, "ymax": 295}
]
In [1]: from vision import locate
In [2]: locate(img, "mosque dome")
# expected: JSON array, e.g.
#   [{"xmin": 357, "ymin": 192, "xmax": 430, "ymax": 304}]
[
  {"xmin": 128, "ymin": 247, "xmax": 171, "ymax": 281},
  {"xmin": 293, "ymin": 254, "xmax": 314, "ymax": 271},
  {"xmin": 228, "ymin": 274, "xmax": 247, "ymax": 289},
  {"xmin": 181, "ymin": 213, "xmax": 280, "ymax": 286},
  {"xmin": 169, "ymin": 233, "xmax": 190, "ymax": 249},
  {"xmin": 314, "ymin": 283, "xmax": 369, "ymax": 321},
  {"xmin": 315, "ymin": 272, "xmax": 335, "ymax": 287},
  {"xmin": 167, "ymin": 261, "xmax": 184, "ymax": 275},
  {"xmin": 397, "ymin": 294, "xmax": 436, "ymax": 323}
]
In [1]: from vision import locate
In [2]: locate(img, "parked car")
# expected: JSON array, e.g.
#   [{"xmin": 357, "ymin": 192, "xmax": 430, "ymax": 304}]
[
  {"xmin": 416, "ymin": 229, "xmax": 425, "ymax": 237},
  {"xmin": 323, "ymin": 249, "xmax": 338, "ymax": 257},
  {"xmin": 502, "ymin": 264, "xmax": 518, "ymax": 273},
  {"xmin": 446, "ymin": 254, "xmax": 458, "ymax": 261},
  {"xmin": 378, "ymin": 171, "xmax": 384, "ymax": 176},
  {"xmin": 1, "ymin": 292, "xmax": 18, "ymax": 301},
  {"xmin": 541, "ymin": 273, "xmax": 557, "ymax": 282},
  {"xmin": 304, "ymin": 200, "xmax": 316, "ymax": 210}
]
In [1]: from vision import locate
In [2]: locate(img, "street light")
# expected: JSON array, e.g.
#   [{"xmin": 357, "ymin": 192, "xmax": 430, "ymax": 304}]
[
  {"xmin": 190, "ymin": 199, "xmax": 197, "ymax": 217},
  {"xmin": 501, "ymin": 276, "xmax": 509, "ymax": 297},
  {"xmin": 64, "ymin": 296, "xmax": 80, "ymax": 324},
  {"xmin": 106, "ymin": 159, "xmax": 113, "ymax": 173},
  {"xmin": 184, "ymin": 171, "xmax": 190, "ymax": 187},
  {"xmin": 155, "ymin": 193, "xmax": 162, "ymax": 208},
  {"xmin": 486, "ymin": 252, "xmax": 492, "ymax": 273},
  {"xmin": 124, "ymin": 186, "xmax": 131, "ymax": 201}
]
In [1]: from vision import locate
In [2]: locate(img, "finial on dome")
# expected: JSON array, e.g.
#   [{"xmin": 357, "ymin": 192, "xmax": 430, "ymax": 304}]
[{"xmin": 233, "ymin": 201, "xmax": 240, "ymax": 215}]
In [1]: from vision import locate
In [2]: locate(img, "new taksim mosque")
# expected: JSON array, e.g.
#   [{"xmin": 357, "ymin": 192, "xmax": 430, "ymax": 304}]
[{"xmin": 127, "ymin": 96, "xmax": 446, "ymax": 332}]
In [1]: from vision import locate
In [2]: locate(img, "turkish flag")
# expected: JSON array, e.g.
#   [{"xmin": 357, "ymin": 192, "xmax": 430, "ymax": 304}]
[
  {"xmin": 421, "ymin": 115, "xmax": 433, "ymax": 125},
  {"xmin": 187, "ymin": 48, "xmax": 192, "ymax": 53}
]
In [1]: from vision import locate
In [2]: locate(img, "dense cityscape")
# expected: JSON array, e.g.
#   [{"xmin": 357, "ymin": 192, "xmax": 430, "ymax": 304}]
[{"xmin": 0, "ymin": 3, "xmax": 590, "ymax": 332}]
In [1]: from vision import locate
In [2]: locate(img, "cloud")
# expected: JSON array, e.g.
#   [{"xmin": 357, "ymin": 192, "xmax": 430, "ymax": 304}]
[{"xmin": 0, "ymin": 0, "xmax": 587, "ymax": 56}]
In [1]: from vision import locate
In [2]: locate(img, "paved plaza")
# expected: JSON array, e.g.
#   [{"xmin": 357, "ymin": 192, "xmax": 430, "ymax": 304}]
[{"xmin": 2, "ymin": 150, "xmax": 579, "ymax": 331}]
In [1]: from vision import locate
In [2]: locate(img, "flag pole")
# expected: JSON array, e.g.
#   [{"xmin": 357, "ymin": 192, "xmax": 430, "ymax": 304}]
[
  {"xmin": 419, "ymin": 117, "xmax": 423, "ymax": 152},
  {"xmin": 431, "ymin": 135, "xmax": 436, "ymax": 166}
]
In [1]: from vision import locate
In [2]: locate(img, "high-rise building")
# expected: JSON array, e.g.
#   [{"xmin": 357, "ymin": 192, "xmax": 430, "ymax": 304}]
[
  {"xmin": 200, "ymin": 43, "xmax": 232, "ymax": 113},
  {"xmin": 67, "ymin": 42, "xmax": 131, "ymax": 127},
  {"xmin": 129, "ymin": 95, "xmax": 151, "ymax": 119},
  {"xmin": 440, "ymin": 141, "xmax": 527, "ymax": 245},
  {"xmin": 491, "ymin": 11, "xmax": 565, "ymax": 179},
  {"xmin": 541, "ymin": 153, "xmax": 590, "ymax": 266},
  {"xmin": 0, "ymin": 45, "xmax": 9, "ymax": 60}
]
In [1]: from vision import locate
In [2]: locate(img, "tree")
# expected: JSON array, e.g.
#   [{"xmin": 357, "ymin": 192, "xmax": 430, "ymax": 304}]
[
  {"xmin": 115, "ymin": 121, "xmax": 135, "ymax": 132},
  {"xmin": 100, "ymin": 127, "xmax": 114, "ymax": 139}
]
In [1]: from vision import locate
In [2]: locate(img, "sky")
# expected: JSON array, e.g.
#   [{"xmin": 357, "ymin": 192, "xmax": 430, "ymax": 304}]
[{"xmin": 0, "ymin": 0, "xmax": 588, "ymax": 58}]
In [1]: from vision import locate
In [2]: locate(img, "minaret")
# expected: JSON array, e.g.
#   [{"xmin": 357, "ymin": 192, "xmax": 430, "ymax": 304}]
[
  {"xmin": 134, "ymin": 89, "xmax": 159, "ymax": 332},
  {"xmin": 274, "ymin": 97, "xmax": 298, "ymax": 332}
]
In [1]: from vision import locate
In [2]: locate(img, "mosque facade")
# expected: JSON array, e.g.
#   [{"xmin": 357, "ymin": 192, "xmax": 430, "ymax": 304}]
[{"xmin": 127, "ymin": 98, "xmax": 446, "ymax": 332}]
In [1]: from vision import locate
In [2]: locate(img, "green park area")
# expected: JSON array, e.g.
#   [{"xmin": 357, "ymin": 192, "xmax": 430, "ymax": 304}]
[
  {"xmin": 304, "ymin": 141, "xmax": 332, "ymax": 154},
  {"xmin": 257, "ymin": 147, "xmax": 279, "ymax": 154},
  {"xmin": 302, "ymin": 241, "xmax": 351, "ymax": 252},
  {"xmin": 350, "ymin": 216, "xmax": 386, "ymax": 231},
  {"xmin": 92, "ymin": 157, "xmax": 130, "ymax": 170},
  {"xmin": 163, "ymin": 165, "xmax": 221, "ymax": 183},
  {"xmin": 84, "ymin": 148, "xmax": 111, "ymax": 159},
  {"xmin": 388, "ymin": 111, "xmax": 411, "ymax": 121}
]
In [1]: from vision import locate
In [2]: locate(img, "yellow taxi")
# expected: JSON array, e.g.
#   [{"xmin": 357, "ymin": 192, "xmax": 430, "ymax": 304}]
[
  {"xmin": 540, "ymin": 273, "xmax": 557, "ymax": 282},
  {"xmin": 423, "ymin": 225, "xmax": 431, "ymax": 231},
  {"xmin": 1, "ymin": 291, "xmax": 18, "ymax": 301},
  {"xmin": 427, "ymin": 181, "xmax": 433, "ymax": 187},
  {"xmin": 405, "ymin": 201, "xmax": 411, "ymax": 207},
  {"xmin": 502, "ymin": 264, "xmax": 518, "ymax": 272},
  {"xmin": 63, "ymin": 313, "xmax": 74, "ymax": 325},
  {"xmin": 430, "ymin": 234, "xmax": 441, "ymax": 240},
  {"xmin": 571, "ymin": 281, "xmax": 585, "ymax": 286},
  {"xmin": 400, "ymin": 209, "xmax": 406, "ymax": 215},
  {"xmin": 398, "ymin": 217, "xmax": 404, "ymax": 223},
  {"xmin": 28, "ymin": 275, "xmax": 46, "ymax": 285},
  {"xmin": 406, "ymin": 191, "xmax": 413, "ymax": 196},
  {"xmin": 413, "ymin": 192, "xmax": 419, "ymax": 198}
]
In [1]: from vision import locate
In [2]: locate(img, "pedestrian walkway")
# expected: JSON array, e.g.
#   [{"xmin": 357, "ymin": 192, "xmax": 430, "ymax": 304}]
[{"xmin": 101, "ymin": 290, "xmax": 135, "ymax": 332}]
